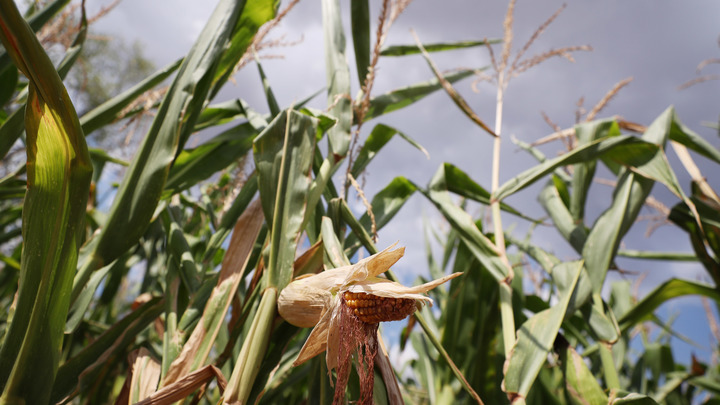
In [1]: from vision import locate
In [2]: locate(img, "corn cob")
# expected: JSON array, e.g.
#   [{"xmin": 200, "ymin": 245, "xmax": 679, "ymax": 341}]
[{"xmin": 343, "ymin": 291, "xmax": 416, "ymax": 324}]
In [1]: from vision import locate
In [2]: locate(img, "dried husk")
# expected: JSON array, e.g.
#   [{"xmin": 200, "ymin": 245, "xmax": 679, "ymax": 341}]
[{"xmin": 277, "ymin": 243, "xmax": 461, "ymax": 370}]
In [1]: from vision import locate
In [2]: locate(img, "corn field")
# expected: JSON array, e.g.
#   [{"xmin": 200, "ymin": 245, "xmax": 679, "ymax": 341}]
[{"xmin": 1, "ymin": 0, "xmax": 720, "ymax": 404}]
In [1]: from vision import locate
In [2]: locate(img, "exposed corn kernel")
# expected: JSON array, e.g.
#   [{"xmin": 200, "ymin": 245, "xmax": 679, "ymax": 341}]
[{"xmin": 343, "ymin": 291, "xmax": 416, "ymax": 324}]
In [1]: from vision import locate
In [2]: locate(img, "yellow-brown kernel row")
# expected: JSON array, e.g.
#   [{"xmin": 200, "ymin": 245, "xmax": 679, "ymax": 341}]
[{"xmin": 343, "ymin": 291, "xmax": 416, "ymax": 324}]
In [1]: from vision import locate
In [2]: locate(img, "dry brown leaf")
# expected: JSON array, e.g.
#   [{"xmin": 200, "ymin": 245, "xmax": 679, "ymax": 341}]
[
  {"xmin": 129, "ymin": 348, "xmax": 162, "ymax": 404},
  {"xmin": 134, "ymin": 365, "xmax": 227, "ymax": 405},
  {"xmin": 163, "ymin": 199, "xmax": 264, "ymax": 386}
]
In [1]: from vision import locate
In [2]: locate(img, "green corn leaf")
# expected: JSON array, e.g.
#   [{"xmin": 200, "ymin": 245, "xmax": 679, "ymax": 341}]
[
  {"xmin": 350, "ymin": 123, "xmax": 429, "ymax": 178},
  {"xmin": 0, "ymin": 2, "xmax": 93, "ymax": 403},
  {"xmin": 512, "ymin": 136, "xmax": 572, "ymax": 183},
  {"xmin": 420, "ymin": 164, "xmax": 508, "ymax": 282},
  {"xmin": 363, "ymin": 68, "xmax": 479, "ymax": 122},
  {"xmin": 618, "ymin": 279, "xmax": 720, "ymax": 332},
  {"xmin": 209, "ymin": 0, "xmax": 277, "ymax": 98},
  {"xmin": 322, "ymin": 0, "xmax": 352, "ymax": 159},
  {"xmin": 337, "ymin": 198, "xmax": 375, "ymax": 254},
  {"xmin": 164, "ymin": 122, "xmax": 257, "ymax": 196},
  {"xmin": 223, "ymin": 288, "xmax": 278, "ymax": 404},
  {"xmin": 254, "ymin": 52, "xmax": 280, "ymax": 117},
  {"xmin": 571, "ymin": 119, "xmax": 620, "ymax": 221},
  {"xmin": 194, "ymin": 99, "xmax": 247, "ymax": 131},
  {"xmin": 555, "ymin": 336, "xmax": 608, "ymax": 405},
  {"xmin": 670, "ymin": 195, "xmax": 720, "ymax": 270},
  {"xmin": 688, "ymin": 376, "xmax": 720, "ymax": 397},
  {"xmin": 503, "ymin": 261, "xmax": 583, "ymax": 401},
  {"xmin": 380, "ymin": 38, "xmax": 502, "ymax": 56},
  {"xmin": 255, "ymin": 109, "xmax": 317, "ymax": 290},
  {"xmin": 71, "ymin": 0, "xmax": 250, "ymax": 307},
  {"xmin": 0, "ymin": 7, "xmax": 88, "ymax": 161},
  {"xmin": 223, "ymin": 109, "xmax": 316, "ymax": 404},
  {"xmin": 344, "ymin": 176, "xmax": 417, "ymax": 253},
  {"xmin": 583, "ymin": 108, "xmax": 679, "ymax": 292},
  {"xmin": 617, "ymin": 250, "xmax": 698, "ymax": 261},
  {"xmin": 441, "ymin": 162, "xmax": 535, "ymax": 221},
  {"xmin": 441, "ymin": 241, "xmax": 501, "ymax": 396},
  {"xmin": 50, "ymin": 297, "xmax": 165, "ymax": 404},
  {"xmin": 80, "ymin": 58, "xmax": 182, "ymax": 136},
  {"xmin": 494, "ymin": 134, "xmax": 636, "ymax": 201},
  {"xmin": 202, "ymin": 173, "xmax": 258, "ymax": 264},
  {"xmin": 504, "ymin": 233, "xmax": 560, "ymax": 274},
  {"xmin": 0, "ymin": 108, "xmax": 24, "ymax": 162},
  {"xmin": 350, "ymin": 0, "xmax": 370, "ymax": 87},
  {"xmin": 65, "ymin": 255, "xmax": 129, "ymax": 333},
  {"xmin": 668, "ymin": 111, "xmax": 720, "ymax": 164},
  {"xmin": 539, "ymin": 181, "xmax": 588, "ymax": 254},
  {"xmin": 0, "ymin": 63, "xmax": 18, "ymax": 107},
  {"xmin": 165, "ymin": 220, "xmax": 202, "ymax": 294},
  {"xmin": 321, "ymin": 216, "xmax": 351, "ymax": 268}
]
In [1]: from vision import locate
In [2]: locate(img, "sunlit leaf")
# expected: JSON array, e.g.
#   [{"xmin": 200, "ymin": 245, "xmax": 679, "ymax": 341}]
[{"xmin": 381, "ymin": 38, "xmax": 501, "ymax": 56}]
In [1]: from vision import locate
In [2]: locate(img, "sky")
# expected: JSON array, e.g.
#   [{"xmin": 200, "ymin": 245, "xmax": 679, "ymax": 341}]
[{"xmin": 88, "ymin": 0, "xmax": 720, "ymax": 369}]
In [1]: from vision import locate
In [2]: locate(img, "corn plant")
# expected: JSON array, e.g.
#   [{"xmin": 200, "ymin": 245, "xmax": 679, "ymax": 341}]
[{"xmin": 1, "ymin": 0, "xmax": 720, "ymax": 404}]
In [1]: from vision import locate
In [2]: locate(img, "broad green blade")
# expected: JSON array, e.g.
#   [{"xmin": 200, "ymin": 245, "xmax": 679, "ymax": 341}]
[
  {"xmin": 164, "ymin": 122, "xmax": 256, "ymax": 196},
  {"xmin": 582, "ymin": 173, "xmax": 652, "ymax": 291},
  {"xmin": 513, "ymin": 136, "xmax": 571, "ymax": 183},
  {"xmin": 381, "ymin": 39, "xmax": 501, "ymax": 56},
  {"xmin": 223, "ymin": 288, "xmax": 278, "ymax": 404},
  {"xmin": 71, "ymin": 0, "xmax": 251, "ymax": 306},
  {"xmin": 503, "ymin": 261, "xmax": 583, "ymax": 400},
  {"xmin": 254, "ymin": 52, "xmax": 280, "ymax": 117},
  {"xmin": 556, "ymin": 337, "xmax": 608, "ymax": 405},
  {"xmin": 441, "ymin": 241, "xmax": 502, "ymax": 399},
  {"xmin": 0, "ymin": 2, "xmax": 92, "ymax": 403},
  {"xmin": 420, "ymin": 164, "xmax": 508, "ymax": 281},
  {"xmin": 209, "ymin": 0, "xmax": 277, "ymax": 98},
  {"xmin": 322, "ymin": 0, "xmax": 352, "ymax": 159},
  {"xmin": 223, "ymin": 109, "xmax": 316, "ymax": 403},
  {"xmin": 670, "ymin": 195, "xmax": 720, "ymax": 276},
  {"xmin": 350, "ymin": 0, "xmax": 370, "ymax": 87},
  {"xmin": 504, "ymin": 233, "xmax": 560, "ymax": 274},
  {"xmin": 494, "ymin": 134, "xmax": 636, "ymax": 201},
  {"xmin": 441, "ymin": 163, "xmax": 536, "ymax": 221},
  {"xmin": 571, "ymin": 119, "xmax": 619, "ymax": 222},
  {"xmin": 194, "ymin": 99, "xmax": 247, "ymax": 131},
  {"xmin": 363, "ymin": 69, "xmax": 478, "ymax": 122},
  {"xmin": 668, "ymin": 111, "xmax": 720, "ymax": 164},
  {"xmin": 617, "ymin": 249, "xmax": 697, "ymax": 261},
  {"xmin": 539, "ymin": 181, "xmax": 587, "ymax": 254},
  {"xmin": 255, "ymin": 109, "xmax": 317, "ymax": 290},
  {"xmin": 0, "ymin": 8, "xmax": 88, "ymax": 161},
  {"xmin": 350, "ymin": 123, "xmax": 428, "ymax": 178},
  {"xmin": 583, "ymin": 109, "xmax": 680, "ymax": 292},
  {"xmin": 0, "ymin": 56, "xmax": 18, "ymax": 107},
  {"xmin": 618, "ymin": 279, "xmax": 720, "ymax": 332},
  {"xmin": 165, "ymin": 220, "xmax": 202, "ymax": 294},
  {"xmin": 321, "ymin": 216, "xmax": 351, "ymax": 268}
]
